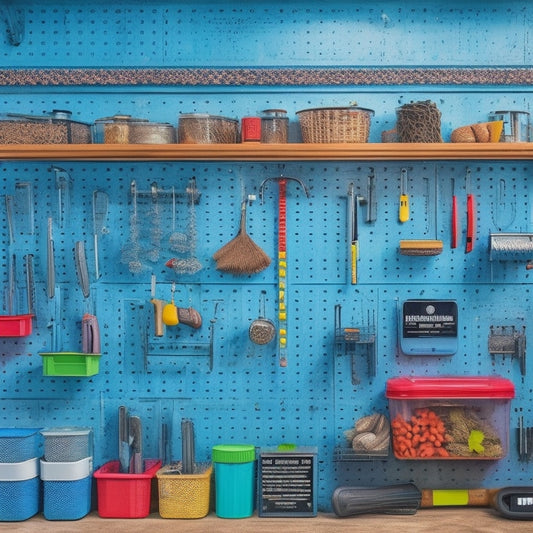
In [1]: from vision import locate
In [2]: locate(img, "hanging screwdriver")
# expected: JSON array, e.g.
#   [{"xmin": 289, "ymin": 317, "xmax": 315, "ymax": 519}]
[
  {"xmin": 451, "ymin": 177, "xmax": 458, "ymax": 249},
  {"xmin": 399, "ymin": 168, "xmax": 409, "ymax": 223}
]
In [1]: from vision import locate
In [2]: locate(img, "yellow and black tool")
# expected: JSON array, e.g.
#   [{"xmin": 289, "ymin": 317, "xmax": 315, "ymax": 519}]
[
  {"xmin": 399, "ymin": 167, "xmax": 410, "ymax": 223},
  {"xmin": 347, "ymin": 183, "xmax": 359, "ymax": 284}
]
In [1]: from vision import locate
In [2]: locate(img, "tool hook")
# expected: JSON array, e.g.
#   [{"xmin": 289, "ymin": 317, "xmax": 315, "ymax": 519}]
[{"xmin": 259, "ymin": 175, "xmax": 310, "ymax": 204}]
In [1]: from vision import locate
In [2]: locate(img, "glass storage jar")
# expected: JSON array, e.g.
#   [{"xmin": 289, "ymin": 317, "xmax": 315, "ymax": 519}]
[{"xmin": 261, "ymin": 109, "xmax": 289, "ymax": 143}]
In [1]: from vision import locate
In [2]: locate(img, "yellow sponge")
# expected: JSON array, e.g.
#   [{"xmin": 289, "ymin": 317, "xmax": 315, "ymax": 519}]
[{"xmin": 399, "ymin": 239, "xmax": 443, "ymax": 256}]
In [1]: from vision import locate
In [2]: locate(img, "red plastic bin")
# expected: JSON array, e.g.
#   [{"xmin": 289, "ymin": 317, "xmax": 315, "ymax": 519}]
[
  {"xmin": 0, "ymin": 314, "xmax": 33, "ymax": 337},
  {"xmin": 93, "ymin": 459, "xmax": 161, "ymax": 518}
]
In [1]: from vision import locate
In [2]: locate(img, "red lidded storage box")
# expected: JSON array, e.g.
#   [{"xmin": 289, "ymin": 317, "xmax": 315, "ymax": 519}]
[
  {"xmin": 386, "ymin": 376, "xmax": 514, "ymax": 460},
  {"xmin": 93, "ymin": 459, "xmax": 161, "ymax": 518}
]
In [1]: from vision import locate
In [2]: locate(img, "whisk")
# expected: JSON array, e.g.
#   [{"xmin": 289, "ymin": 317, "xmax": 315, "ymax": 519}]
[
  {"xmin": 147, "ymin": 182, "xmax": 162, "ymax": 262},
  {"xmin": 166, "ymin": 178, "xmax": 203, "ymax": 275},
  {"xmin": 169, "ymin": 186, "xmax": 189, "ymax": 253},
  {"xmin": 121, "ymin": 180, "xmax": 145, "ymax": 274}
]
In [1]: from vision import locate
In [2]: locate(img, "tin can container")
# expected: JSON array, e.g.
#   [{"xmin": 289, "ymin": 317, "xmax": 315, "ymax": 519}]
[
  {"xmin": 261, "ymin": 109, "xmax": 289, "ymax": 143},
  {"xmin": 241, "ymin": 117, "xmax": 261, "ymax": 142}
]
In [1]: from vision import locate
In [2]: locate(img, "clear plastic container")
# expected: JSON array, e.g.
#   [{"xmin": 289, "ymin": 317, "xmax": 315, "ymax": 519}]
[
  {"xmin": 0, "ymin": 110, "xmax": 91, "ymax": 144},
  {"xmin": 386, "ymin": 376, "xmax": 514, "ymax": 460},
  {"xmin": 93, "ymin": 115, "xmax": 176, "ymax": 144},
  {"xmin": 177, "ymin": 113, "xmax": 239, "ymax": 144},
  {"xmin": 261, "ymin": 109, "xmax": 289, "ymax": 143}
]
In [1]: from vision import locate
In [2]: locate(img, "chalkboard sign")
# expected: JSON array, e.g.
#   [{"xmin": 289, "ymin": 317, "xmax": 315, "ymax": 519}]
[
  {"xmin": 400, "ymin": 300, "xmax": 458, "ymax": 356},
  {"xmin": 258, "ymin": 446, "xmax": 317, "ymax": 517}
]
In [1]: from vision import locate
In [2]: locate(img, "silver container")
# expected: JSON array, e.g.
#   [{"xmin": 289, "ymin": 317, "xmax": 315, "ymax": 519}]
[{"xmin": 489, "ymin": 110, "xmax": 530, "ymax": 142}]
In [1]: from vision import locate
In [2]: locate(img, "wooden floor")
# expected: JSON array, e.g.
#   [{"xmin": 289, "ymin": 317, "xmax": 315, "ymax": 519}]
[{"xmin": 2, "ymin": 509, "xmax": 533, "ymax": 533}]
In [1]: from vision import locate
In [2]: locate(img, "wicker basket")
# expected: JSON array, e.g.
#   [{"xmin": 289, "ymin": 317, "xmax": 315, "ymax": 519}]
[
  {"xmin": 156, "ymin": 463, "xmax": 212, "ymax": 519},
  {"xmin": 296, "ymin": 106, "xmax": 374, "ymax": 143}
]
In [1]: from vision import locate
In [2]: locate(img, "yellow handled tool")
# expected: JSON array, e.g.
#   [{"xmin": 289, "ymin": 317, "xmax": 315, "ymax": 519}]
[
  {"xmin": 347, "ymin": 183, "xmax": 358, "ymax": 284},
  {"xmin": 399, "ymin": 168, "xmax": 409, "ymax": 223}
]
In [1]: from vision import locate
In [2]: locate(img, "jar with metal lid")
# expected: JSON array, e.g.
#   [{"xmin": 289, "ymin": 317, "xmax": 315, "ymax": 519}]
[
  {"xmin": 0, "ymin": 110, "xmax": 92, "ymax": 144},
  {"xmin": 260, "ymin": 109, "xmax": 289, "ymax": 143}
]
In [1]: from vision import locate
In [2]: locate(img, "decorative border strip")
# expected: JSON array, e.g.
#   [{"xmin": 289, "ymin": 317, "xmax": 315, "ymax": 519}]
[{"xmin": 0, "ymin": 67, "xmax": 533, "ymax": 87}]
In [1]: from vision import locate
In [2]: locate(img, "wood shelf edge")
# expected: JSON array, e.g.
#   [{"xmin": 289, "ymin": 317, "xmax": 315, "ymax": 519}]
[{"xmin": 1, "ymin": 143, "xmax": 533, "ymax": 161}]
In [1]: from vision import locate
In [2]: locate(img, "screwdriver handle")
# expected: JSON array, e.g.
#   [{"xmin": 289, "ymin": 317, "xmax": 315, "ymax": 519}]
[{"xmin": 399, "ymin": 194, "xmax": 409, "ymax": 223}]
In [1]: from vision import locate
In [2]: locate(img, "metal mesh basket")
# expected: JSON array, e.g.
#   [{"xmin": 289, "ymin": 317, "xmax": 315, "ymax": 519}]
[
  {"xmin": 41, "ymin": 428, "xmax": 92, "ymax": 462},
  {"xmin": 296, "ymin": 106, "xmax": 374, "ymax": 143}
]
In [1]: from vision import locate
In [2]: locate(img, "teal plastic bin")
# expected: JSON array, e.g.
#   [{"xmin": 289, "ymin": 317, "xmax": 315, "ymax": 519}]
[{"xmin": 212, "ymin": 444, "xmax": 256, "ymax": 518}]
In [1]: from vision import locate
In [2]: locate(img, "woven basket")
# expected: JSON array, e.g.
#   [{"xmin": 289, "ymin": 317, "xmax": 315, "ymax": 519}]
[
  {"xmin": 156, "ymin": 463, "xmax": 212, "ymax": 519},
  {"xmin": 296, "ymin": 106, "xmax": 374, "ymax": 143}
]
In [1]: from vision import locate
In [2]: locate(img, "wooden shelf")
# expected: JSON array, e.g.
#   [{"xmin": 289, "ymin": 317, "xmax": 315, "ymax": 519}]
[{"xmin": 1, "ymin": 142, "xmax": 533, "ymax": 161}]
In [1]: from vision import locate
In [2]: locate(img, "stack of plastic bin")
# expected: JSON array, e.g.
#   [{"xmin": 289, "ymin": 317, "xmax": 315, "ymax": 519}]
[
  {"xmin": 0, "ymin": 428, "xmax": 41, "ymax": 521},
  {"xmin": 39, "ymin": 427, "xmax": 93, "ymax": 520}
]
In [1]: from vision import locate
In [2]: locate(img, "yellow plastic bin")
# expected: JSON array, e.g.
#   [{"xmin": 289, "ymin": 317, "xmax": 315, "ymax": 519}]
[{"xmin": 156, "ymin": 462, "xmax": 212, "ymax": 519}]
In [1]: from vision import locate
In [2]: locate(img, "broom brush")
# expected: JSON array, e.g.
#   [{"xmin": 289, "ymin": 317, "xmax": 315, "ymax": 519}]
[{"xmin": 214, "ymin": 201, "xmax": 271, "ymax": 275}]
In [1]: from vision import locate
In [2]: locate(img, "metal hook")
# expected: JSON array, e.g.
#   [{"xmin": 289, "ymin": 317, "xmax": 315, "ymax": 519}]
[{"xmin": 259, "ymin": 175, "xmax": 310, "ymax": 204}]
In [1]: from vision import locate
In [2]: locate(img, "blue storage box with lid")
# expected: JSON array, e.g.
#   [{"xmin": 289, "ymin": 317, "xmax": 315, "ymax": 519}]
[
  {"xmin": 0, "ymin": 457, "xmax": 40, "ymax": 521},
  {"xmin": 40, "ymin": 457, "xmax": 93, "ymax": 520},
  {"xmin": 0, "ymin": 428, "xmax": 41, "ymax": 463}
]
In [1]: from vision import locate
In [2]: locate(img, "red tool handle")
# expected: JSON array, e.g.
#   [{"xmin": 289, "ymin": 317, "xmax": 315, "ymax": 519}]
[
  {"xmin": 278, "ymin": 179, "xmax": 287, "ymax": 367},
  {"xmin": 466, "ymin": 193, "xmax": 475, "ymax": 253},
  {"xmin": 278, "ymin": 179, "xmax": 287, "ymax": 253},
  {"xmin": 451, "ymin": 194, "xmax": 458, "ymax": 249}
]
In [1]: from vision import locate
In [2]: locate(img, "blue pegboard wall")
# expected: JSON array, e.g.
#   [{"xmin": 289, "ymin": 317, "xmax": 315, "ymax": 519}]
[{"xmin": 2, "ymin": 0, "xmax": 533, "ymax": 513}]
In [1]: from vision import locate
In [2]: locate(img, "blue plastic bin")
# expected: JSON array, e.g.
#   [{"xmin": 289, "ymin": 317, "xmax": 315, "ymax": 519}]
[
  {"xmin": 40, "ymin": 457, "xmax": 93, "ymax": 520},
  {"xmin": 0, "ymin": 457, "xmax": 40, "ymax": 521}
]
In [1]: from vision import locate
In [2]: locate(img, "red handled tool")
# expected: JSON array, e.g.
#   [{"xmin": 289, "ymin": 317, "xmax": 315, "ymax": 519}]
[
  {"xmin": 259, "ymin": 176, "xmax": 309, "ymax": 367},
  {"xmin": 465, "ymin": 168, "xmax": 475, "ymax": 253},
  {"xmin": 278, "ymin": 178, "xmax": 288, "ymax": 366}
]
